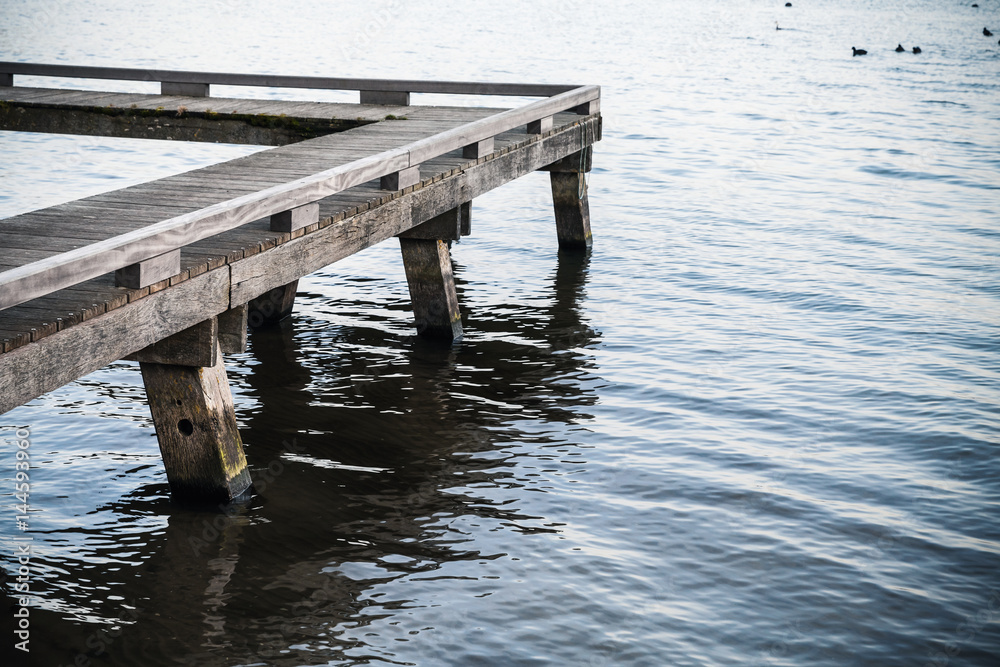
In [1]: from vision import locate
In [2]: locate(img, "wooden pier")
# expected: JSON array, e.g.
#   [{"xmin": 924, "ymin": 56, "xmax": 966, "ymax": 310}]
[{"xmin": 0, "ymin": 63, "xmax": 601, "ymax": 504}]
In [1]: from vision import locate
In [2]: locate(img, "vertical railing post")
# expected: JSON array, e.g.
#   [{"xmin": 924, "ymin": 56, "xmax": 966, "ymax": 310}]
[{"xmin": 160, "ymin": 81, "xmax": 209, "ymax": 97}]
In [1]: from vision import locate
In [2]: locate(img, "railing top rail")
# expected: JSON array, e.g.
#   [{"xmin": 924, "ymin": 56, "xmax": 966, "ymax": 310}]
[
  {"xmin": 0, "ymin": 62, "xmax": 579, "ymax": 97},
  {"xmin": 0, "ymin": 79, "xmax": 600, "ymax": 312}
]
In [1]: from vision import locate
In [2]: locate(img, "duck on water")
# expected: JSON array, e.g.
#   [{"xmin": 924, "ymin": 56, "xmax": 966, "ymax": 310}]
[{"xmin": 852, "ymin": 47, "xmax": 868, "ymax": 56}]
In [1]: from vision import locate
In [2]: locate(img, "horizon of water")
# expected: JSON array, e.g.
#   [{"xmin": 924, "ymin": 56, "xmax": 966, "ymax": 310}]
[{"xmin": 1, "ymin": 1, "xmax": 999, "ymax": 665}]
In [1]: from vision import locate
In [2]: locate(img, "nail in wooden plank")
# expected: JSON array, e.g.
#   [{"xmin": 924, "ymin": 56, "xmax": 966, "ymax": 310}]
[{"xmin": 115, "ymin": 249, "xmax": 181, "ymax": 289}]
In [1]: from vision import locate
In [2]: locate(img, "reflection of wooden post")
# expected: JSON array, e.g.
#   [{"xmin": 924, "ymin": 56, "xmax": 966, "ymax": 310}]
[
  {"xmin": 137, "ymin": 319, "xmax": 251, "ymax": 504},
  {"xmin": 397, "ymin": 206, "xmax": 466, "ymax": 340},
  {"xmin": 247, "ymin": 279, "xmax": 298, "ymax": 328}
]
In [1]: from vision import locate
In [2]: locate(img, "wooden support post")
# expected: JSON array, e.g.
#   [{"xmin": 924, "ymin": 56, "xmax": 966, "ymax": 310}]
[
  {"xmin": 381, "ymin": 165, "xmax": 420, "ymax": 191},
  {"xmin": 527, "ymin": 115, "xmax": 553, "ymax": 134},
  {"xmin": 360, "ymin": 90, "xmax": 410, "ymax": 105},
  {"xmin": 218, "ymin": 304, "xmax": 248, "ymax": 354},
  {"xmin": 397, "ymin": 205, "xmax": 465, "ymax": 240},
  {"xmin": 0, "ymin": 73, "xmax": 12, "ymax": 87},
  {"xmin": 115, "ymin": 249, "xmax": 180, "ymax": 289},
  {"xmin": 572, "ymin": 100, "xmax": 600, "ymax": 115},
  {"xmin": 247, "ymin": 279, "xmax": 298, "ymax": 328},
  {"xmin": 270, "ymin": 202, "xmax": 319, "ymax": 233},
  {"xmin": 126, "ymin": 318, "xmax": 218, "ymax": 366},
  {"xmin": 463, "ymin": 137, "xmax": 495, "ymax": 159},
  {"xmin": 541, "ymin": 148, "xmax": 592, "ymax": 173},
  {"xmin": 460, "ymin": 201, "xmax": 472, "ymax": 237},
  {"xmin": 161, "ymin": 81, "xmax": 209, "ymax": 97},
  {"xmin": 398, "ymin": 238, "xmax": 462, "ymax": 340},
  {"xmin": 139, "ymin": 337, "xmax": 250, "ymax": 505},
  {"xmin": 549, "ymin": 171, "xmax": 592, "ymax": 250}
]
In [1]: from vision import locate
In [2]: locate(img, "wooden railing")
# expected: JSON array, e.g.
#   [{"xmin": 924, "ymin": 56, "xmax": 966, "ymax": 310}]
[
  {"xmin": 0, "ymin": 62, "xmax": 577, "ymax": 99},
  {"xmin": 0, "ymin": 64, "xmax": 600, "ymax": 312}
]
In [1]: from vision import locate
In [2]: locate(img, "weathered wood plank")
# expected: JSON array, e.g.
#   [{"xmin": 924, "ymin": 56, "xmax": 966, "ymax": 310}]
[
  {"xmin": 397, "ymin": 205, "xmax": 465, "ymax": 240},
  {"xmin": 126, "ymin": 317, "xmax": 218, "ymax": 366},
  {"xmin": 0, "ymin": 267, "xmax": 230, "ymax": 414}
]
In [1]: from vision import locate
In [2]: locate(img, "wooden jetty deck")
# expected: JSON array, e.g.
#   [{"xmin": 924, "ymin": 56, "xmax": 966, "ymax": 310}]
[{"xmin": 0, "ymin": 63, "xmax": 601, "ymax": 504}]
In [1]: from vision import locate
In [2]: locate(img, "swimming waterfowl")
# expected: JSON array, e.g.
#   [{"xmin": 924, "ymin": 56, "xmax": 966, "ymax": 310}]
[
  {"xmin": 852, "ymin": 47, "xmax": 868, "ymax": 56},
  {"xmin": 895, "ymin": 43, "xmax": 905, "ymax": 52},
  {"xmin": 913, "ymin": 46, "xmax": 922, "ymax": 53},
  {"xmin": 985, "ymin": 27, "xmax": 994, "ymax": 36}
]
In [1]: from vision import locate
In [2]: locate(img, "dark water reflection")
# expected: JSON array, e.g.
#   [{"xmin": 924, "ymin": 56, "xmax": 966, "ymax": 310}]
[{"xmin": 4, "ymin": 251, "xmax": 600, "ymax": 666}]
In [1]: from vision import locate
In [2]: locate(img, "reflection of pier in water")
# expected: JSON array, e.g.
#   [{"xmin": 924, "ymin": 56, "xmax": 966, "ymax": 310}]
[{"xmin": 7, "ymin": 251, "xmax": 600, "ymax": 665}]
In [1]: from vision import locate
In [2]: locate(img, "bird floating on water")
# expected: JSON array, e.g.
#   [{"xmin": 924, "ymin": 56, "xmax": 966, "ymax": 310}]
[
  {"xmin": 775, "ymin": 21, "xmax": 782, "ymax": 31},
  {"xmin": 895, "ymin": 43, "xmax": 905, "ymax": 52},
  {"xmin": 985, "ymin": 27, "xmax": 994, "ymax": 37},
  {"xmin": 913, "ymin": 46, "xmax": 922, "ymax": 53},
  {"xmin": 852, "ymin": 47, "xmax": 868, "ymax": 56}
]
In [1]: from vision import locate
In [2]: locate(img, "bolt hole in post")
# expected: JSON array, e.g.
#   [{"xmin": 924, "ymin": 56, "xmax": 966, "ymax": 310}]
[{"xmin": 177, "ymin": 419, "xmax": 194, "ymax": 436}]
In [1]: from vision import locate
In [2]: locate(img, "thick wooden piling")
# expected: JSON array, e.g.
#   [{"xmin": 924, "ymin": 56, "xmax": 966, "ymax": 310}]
[
  {"xmin": 138, "ymin": 321, "xmax": 250, "ymax": 505},
  {"xmin": 399, "ymin": 239, "xmax": 462, "ymax": 340},
  {"xmin": 543, "ymin": 145, "xmax": 594, "ymax": 250},
  {"xmin": 247, "ymin": 280, "xmax": 299, "ymax": 328},
  {"xmin": 548, "ymin": 156, "xmax": 592, "ymax": 250},
  {"xmin": 398, "ymin": 206, "xmax": 466, "ymax": 340}
]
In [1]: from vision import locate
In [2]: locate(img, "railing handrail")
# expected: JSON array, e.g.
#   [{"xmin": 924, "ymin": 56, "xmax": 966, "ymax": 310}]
[
  {"xmin": 0, "ymin": 79, "xmax": 600, "ymax": 311},
  {"xmin": 0, "ymin": 61, "xmax": 578, "ymax": 97}
]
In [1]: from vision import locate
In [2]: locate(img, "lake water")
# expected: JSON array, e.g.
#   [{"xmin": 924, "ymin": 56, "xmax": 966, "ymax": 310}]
[{"xmin": 1, "ymin": 0, "xmax": 999, "ymax": 665}]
